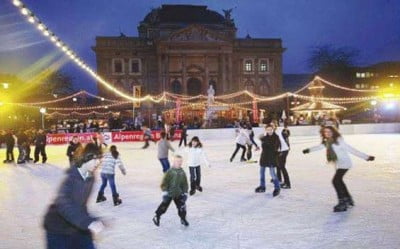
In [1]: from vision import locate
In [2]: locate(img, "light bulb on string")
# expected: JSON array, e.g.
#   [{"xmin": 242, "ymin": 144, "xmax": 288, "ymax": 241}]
[
  {"xmin": 12, "ymin": 0, "xmax": 22, "ymax": 7},
  {"xmin": 43, "ymin": 29, "xmax": 50, "ymax": 36},
  {"xmin": 28, "ymin": 16, "xmax": 35, "ymax": 23},
  {"xmin": 20, "ymin": 7, "xmax": 29, "ymax": 15},
  {"xmin": 37, "ymin": 23, "xmax": 45, "ymax": 31}
]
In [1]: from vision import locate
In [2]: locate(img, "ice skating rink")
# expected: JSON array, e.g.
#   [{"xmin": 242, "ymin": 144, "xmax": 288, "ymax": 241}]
[{"xmin": 0, "ymin": 133, "xmax": 399, "ymax": 249}]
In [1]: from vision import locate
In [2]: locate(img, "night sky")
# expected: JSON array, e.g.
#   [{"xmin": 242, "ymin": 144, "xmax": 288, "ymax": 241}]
[{"xmin": 0, "ymin": 0, "xmax": 399, "ymax": 93}]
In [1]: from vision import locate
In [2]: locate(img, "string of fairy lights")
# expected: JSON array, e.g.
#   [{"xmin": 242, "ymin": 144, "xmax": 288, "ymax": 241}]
[{"xmin": 8, "ymin": 0, "xmax": 397, "ymax": 116}]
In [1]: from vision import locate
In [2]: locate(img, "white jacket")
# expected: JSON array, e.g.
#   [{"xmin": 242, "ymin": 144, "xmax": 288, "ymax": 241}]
[
  {"xmin": 100, "ymin": 152, "xmax": 126, "ymax": 175},
  {"xmin": 308, "ymin": 137, "xmax": 369, "ymax": 169},
  {"xmin": 275, "ymin": 127, "xmax": 289, "ymax": 152},
  {"xmin": 183, "ymin": 147, "xmax": 210, "ymax": 167},
  {"xmin": 235, "ymin": 128, "xmax": 250, "ymax": 146}
]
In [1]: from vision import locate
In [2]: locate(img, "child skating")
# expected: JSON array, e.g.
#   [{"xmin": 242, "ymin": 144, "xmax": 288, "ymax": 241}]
[
  {"xmin": 96, "ymin": 145, "xmax": 127, "ymax": 206},
  {"xmin": 255, "ymin": 124, "xmax": 281, "ymax": 197},
  {"xmin": 157, "ymin": 131, "xmax": 175, "ymax": 173},
  {"xmin": 302, "ymin": 126, "xmax": 375, "ymax": 212},
  {"xmin": 230, "ymin": 125, "xmax": 250, "ymax": 162},
  {"xmin": 185, "ymin": 136, "xmax": 210, "ymax": 195},
  {"xmin": 153, "ymin": 154, "xmax": 189, "ymax": 227}
]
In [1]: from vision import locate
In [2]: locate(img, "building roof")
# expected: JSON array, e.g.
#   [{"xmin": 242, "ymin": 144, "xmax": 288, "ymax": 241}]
[
  {"xmin": 142, "ymin": 5, "xmax": 229, "ymax": 25},
  {"xmin": 291, "ymin": 101, "xmax": 346, "ymax": 112}
]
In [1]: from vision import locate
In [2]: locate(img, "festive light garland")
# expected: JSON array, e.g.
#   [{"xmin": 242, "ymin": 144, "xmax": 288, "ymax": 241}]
[
  {"xmin": 46, "ymin": 111, "xmax": 116, "ymax": 117},
  {"xmin": 10, "ymin": 0, "xmax": 167, "ymax": 103},
  {"xmin": 315, "ymin": 76, "xmax": 379, "ymax": 93}
]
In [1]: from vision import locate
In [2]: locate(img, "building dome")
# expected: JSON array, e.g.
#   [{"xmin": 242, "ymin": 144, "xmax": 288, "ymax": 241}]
[{"xmin": 142, "ymin": 5, "xmax": 229, "ymax": 25}]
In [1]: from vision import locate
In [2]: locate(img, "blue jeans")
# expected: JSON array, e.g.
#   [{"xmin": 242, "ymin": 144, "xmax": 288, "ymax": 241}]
[
  {"xmin": 260, "ymin": 166, "xmax": 280, "ymax": 189},
  {"xmin": 99, "ymin": 173, "xmax": 118, "ymax": 196},
  {"xmin": 159, "ymin": 158, "xmax": 170, "ymax": 173},
  {"xmin": 46, "ymin": 232, "xmax": 95, "ymax": 249}
]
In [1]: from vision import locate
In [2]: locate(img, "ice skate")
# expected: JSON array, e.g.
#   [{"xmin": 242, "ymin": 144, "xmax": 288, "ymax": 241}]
[
  {"xmin": 334, "ymin": 199, "xmax": 348, "ymax": 212},
  {"xmin": 272, "ymin": 188, "xmax": 280, "ymax": 197},
  {"xmin": 181, "ymin": 218, "xmax": 189, "ymax": 227},
  {"xmin": 280, "ymin": 183, "xmax": 291, "ymax": 189},
  {"xmin": 196, "ymin": 186, "xmax": 203, "ymax": 192},
  {"xmin": 152, "ymin": 215, "xmax": 160, "ymax": 227},
  {"xmin": 96, "ymin": 193, "xmax": 107, "ymax": 203},
  {"xmin": 255, "ymin": 186, "xmax": 266, "ymax": 193},
  {"xmin": 344, "ymin": 196, "xmax": 355, "ymax": 207},
  {"xmin": 113, "ymin": 194, "xmax": 122, "ymax": 206},
  {"xmin": 189, "ymin": 189, "xmax": 196, "ymax": 196}
]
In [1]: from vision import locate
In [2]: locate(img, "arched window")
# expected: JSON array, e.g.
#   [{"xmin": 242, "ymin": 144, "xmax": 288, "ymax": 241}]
[{"xmin": 171, "ymin": 79, "xmax": 182, "ymax": 94}]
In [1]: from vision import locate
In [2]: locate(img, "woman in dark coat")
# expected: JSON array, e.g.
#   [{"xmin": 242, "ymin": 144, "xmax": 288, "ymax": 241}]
[
  {"xmin": 43, "ymin": 143, "xmax": 104, "ymax": 249},
  {"xmin": 255, "ymin": 124, "xmax": 281, "ymax": 197}
]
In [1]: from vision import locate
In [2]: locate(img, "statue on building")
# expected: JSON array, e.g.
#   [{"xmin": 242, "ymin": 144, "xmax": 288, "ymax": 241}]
[
  {"xmin": 222, "ymin": 8, "xmax": 235, "ymax": 26},
  {"xmin": 207, "ymin": 84, "xmax": 215, "ymax": 105}
]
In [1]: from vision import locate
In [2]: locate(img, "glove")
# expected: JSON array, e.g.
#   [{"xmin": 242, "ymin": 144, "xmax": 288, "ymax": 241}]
[
  {"xmin": 367, "ymin": 156, "xmax": 375, "ymax": 161},
  {"xmin": 302, "ymin": 149, "xmax": 310, "ymax": 154},
  {"xmin": 121, "ymin": 169, "xmax": 127, "ymax": 175},
  {"xmin": 88, "ymin": 221, "xmax": 105, "ymax": 235}
]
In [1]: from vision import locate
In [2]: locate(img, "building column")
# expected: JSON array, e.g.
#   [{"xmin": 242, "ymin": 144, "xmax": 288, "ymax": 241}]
[
  {"xmin": 157, "ymin": 54, "xmax": 163, "ymax": 93},
  {"xmin": 165, "ymin": 55, "xmax": 169, "ymax": 92},
  {"xmin": 227, "ymin": 54, "xmax": 233, "ymax": 92},
  {"xmin": 182, "ymin": 55, "xmax": 187, "ymax": 94},
  {"xmin": 221, "ymin": 54, "xmax": 226, "ymax": 93},
  {"xmin": 205, "ymin": 55, "xmax": 209, "ymax": 93}
]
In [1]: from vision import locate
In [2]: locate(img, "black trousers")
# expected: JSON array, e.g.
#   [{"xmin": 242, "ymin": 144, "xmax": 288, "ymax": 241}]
[
  {"xmin": 332, "ymin": 169, "xmax": 350, "ymax": 200},
  {"xmin": 246, "ymin": 144, "xmax": 253, "ymax": 160},
  {"xmin": 189, "ymin": 166, "xmax": 201, "ymax": 191},
  {"xmin": 231, "ymin": 143, "xmax": 246, "ymax": 161},
  {"xmin": 142, "ymin": 136, "xmax": 155, "ymax": 149},
  {"xmin": 179, "ymin": 134, "xmax": 187, "ymax": 147},
  {"xmin": 277, "ymin": 150, "xmax": 291, "ymax": 185},
  {"xmin": 25, "ymin": 145, "xmax": 31, "ymax": 160},
  {"xmin": 6, "ymin": 144, "xmax": 14, "ymax": 161},
  {"xmin": 155, "ymin": 194, "xmax": 187, "ymax": 219},
  {"xmin": 34, "ymin": 145, "xmax": 47, "ymax": 162}
]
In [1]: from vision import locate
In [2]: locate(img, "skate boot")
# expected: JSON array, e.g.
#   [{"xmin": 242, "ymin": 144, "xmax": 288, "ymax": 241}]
[
  {"xmin": 333, "ymin": 199, "xmax": 348, "ymax": 212},
  {"xmin": 272, "ymin": 188, "xmax": 280, "ymax": 197},
  {"xmin": 230, "ymin": 157, "xmax": 233, "ymax": 162},
  {"xmin": 113, "ymin": 194, "xmax": 122, "ymax": 206},
  {"xmin": 152, "ymin": 215, "xmax": 160, "ymax": 227},
  {"xmin": 3, "ymin": 160, "xmax": 9, "ymax": 163},
  {"xmin": 255, "ymin": 186, "xmax": 266, "ymax": 193},
  {"xmin": 280, "ymin": 183, "xmax": 291, "ymax": 189},
  {"xmin": 189, "ymin": 189, "xmax": 196, "ymax": 196},
  {"xmin": 181, "ymin": 218, "xmax": 189, "ymax": 227},
  {"xmin": 196, "ymin": 186, "xmax": 203, "ymax": 192},
  {"xmin": 240, "ymin": 158, "xmax": 247, "ymax": 162},
  {"xmin": 42, "ymin": 158, "xmax": 47, "ymax": 164},
  {"xmin": 96, "ymin": 193, "xmax": 107, "ymax": 203},
  {"xmin": 343, "ymin": 196, "xmax": 355, "ymax": 207}
]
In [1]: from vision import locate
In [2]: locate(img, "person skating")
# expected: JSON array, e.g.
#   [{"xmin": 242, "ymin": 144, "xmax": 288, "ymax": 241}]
[
  {"xmin": 91, "ymin": 132, "xmax": 107, "ymax": 150},
  {"xmin": 230, "ymin": 125, "xmax": 251, "ymax": 162},
  {"xmin": 184, "ymin": 136, "xmax": 210, "ymax": 195},
  {"xmin": 169, "ymin": 123, "xmax": 176, "ymax": 141},
  {"xmin": 34, "ymin": 129, "xmax": 47, "ymax": 163},
  {"xmin": 271, "ymin": 121, "xmax": 291, "ymax": 189},
  {"xmin": 245, "ymin": 124, "xmax": 260, "ymax": 161},
  {"xmin": 17, "ymin": 130, "xmax": 29, "ymax": 164},
  {"xmin": 153, "ymin": 154, "xmax": 189, "ymax": 227},
  {"xmin": 302, "ymin": 126, "xmax": 375, "ymax": 212},
  {"xmin": 96, "ymin": 145, "xmax": 126, "ymax": 206},
  {"xmin": 255, "ymin": 124, "xmax": 281, "ymax": 197},
  {"xmin": 3, "ymin": 130, "xmax": 17, "ymax": 163},
  {"xmin": 142, "ymin": 126, "xmax": 156, "ymax": 149},
  {"xmin": 178, "ymin": 122, "xmax": 188, "ymax": 147},
  {"xmin": 66, "ymin": 136, "xmax": 82, "ymax": 166},
  {"xmin": 43, "ymin": 143, "xmax": 105, "ymax": 249},
  {"xmin": 157, "ymin": 131, "xmax": 175, "ymax": 173}
]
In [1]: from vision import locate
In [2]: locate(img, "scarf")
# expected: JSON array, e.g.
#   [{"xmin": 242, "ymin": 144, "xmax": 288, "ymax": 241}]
[{"xmin": 324, "ymin": 138, "xmax": 338, "ymax": 162}]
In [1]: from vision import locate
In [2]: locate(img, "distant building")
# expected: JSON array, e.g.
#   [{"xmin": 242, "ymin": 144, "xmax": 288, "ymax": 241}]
[
  {"xmin": 92, "ymin": 5, "xmax": 285, "ymax": 99},
  {"xmin": 352, "ymin": 61, "xmax": 400, "ymax": 90}
]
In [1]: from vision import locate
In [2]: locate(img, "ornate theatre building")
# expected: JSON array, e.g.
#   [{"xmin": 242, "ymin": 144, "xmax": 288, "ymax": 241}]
[{"xmin": 92, "ymin": 5, "xmax": 285, "ymax": 99}]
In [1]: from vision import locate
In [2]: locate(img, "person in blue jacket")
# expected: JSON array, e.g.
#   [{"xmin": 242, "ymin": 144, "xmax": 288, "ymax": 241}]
[{"xmin": 43, "ymin": 143, "xmax": 105, "ymax": 249}]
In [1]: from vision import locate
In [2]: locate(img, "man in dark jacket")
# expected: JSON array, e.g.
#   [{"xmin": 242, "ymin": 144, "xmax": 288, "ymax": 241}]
[
  {"xmin": 34, "ymin": 129, "xmax": 47, "ymax": 163},
  {"xmin": 43, "ymin": 143, "xmax": 104, "ymax": 249},
  {"xmin": 178, "ymin": 122, "xmax": 188, "ymax": 147},
  {"xmin": 255, "ymin": 124, "xmax": 281, "ymax": 197},
  {"xmin": 66, "ymin": 136, "xmax": 81, "ymax": 166},
  {"xmin": 3, "ymin": 130, "xmax": 16, "ymax": 163}
]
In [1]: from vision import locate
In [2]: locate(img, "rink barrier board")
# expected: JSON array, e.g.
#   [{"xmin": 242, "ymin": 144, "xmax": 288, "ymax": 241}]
[
  {"xmin": 46, "ymin": 130, "xmax": 182, "ymax": 145},
  {"xmin": 45, "ymin": 123, "xmax": 400, "ymax": 145}
]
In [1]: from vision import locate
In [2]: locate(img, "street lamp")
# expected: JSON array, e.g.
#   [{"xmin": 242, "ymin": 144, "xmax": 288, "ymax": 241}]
[{"xmin": 39, "ymin": 108, "xmax": 46, "ymax": 129}]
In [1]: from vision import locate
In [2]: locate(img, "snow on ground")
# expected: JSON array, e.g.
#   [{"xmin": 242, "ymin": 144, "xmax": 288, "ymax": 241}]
[{"xmin": 0, "ymin": 132, "xmax": 399, "ymax": 249}]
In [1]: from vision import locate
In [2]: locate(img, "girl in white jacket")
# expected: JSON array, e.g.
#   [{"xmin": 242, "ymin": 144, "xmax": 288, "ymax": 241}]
[
  {"xmin": 230, "ymin": 126, "xmax": 251, "ymax": 162},
  {"xmin": 184, "ymin": 136, "xmax": 210, "ymax": 196},
  {"xmin": 303, "ymin": 126, "xmax": 375, "ymax": 212}
]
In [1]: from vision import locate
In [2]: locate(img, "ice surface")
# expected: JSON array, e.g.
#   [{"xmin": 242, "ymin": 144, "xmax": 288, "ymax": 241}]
[{"xmin": 0, "ymin": 133, "xmax": 399, "ymax": 249}]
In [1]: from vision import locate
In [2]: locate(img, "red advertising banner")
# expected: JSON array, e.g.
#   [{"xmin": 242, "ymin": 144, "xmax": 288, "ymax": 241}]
[{"xmin": 46, "ymin": 130, "xmax": 182, "ymax": 145}]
